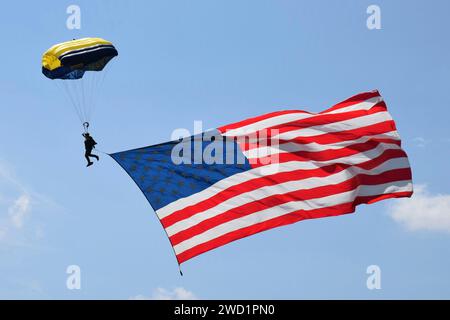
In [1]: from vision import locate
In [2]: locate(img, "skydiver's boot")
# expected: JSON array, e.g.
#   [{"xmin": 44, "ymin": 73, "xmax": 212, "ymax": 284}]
[
  {"xmin": 94, "ymin": 155, "xmax": 100, "ymax": 161},
  {"xmin": 87, "ymin": 162, "xmax": 94, "ymax": 167}
]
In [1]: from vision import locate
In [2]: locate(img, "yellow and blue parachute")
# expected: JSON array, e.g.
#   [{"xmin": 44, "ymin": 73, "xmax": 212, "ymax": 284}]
[
  {"xmin": 42, "ymin": 38, "xmax": 118, "ymax": 126},
  {"xmin": 42, "ymin": 37, "xmax": 118, "ymax": 80}
]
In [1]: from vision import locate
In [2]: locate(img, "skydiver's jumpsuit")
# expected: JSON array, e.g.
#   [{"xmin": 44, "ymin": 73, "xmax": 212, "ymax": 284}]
[{"xmin": 84, "ymin": 136, "xmax": 99, "ymax": 165}]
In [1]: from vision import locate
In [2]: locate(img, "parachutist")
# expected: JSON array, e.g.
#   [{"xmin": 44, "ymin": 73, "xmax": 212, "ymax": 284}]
[{"xmin": 82, "ymin": 132, "xmax": 99, "ymax": 167}]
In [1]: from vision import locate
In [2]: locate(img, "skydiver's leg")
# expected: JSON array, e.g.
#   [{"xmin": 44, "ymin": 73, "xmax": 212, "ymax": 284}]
[
  {"xmin": 85, "ymin": 150, "xmax": 93, "ymax": 165},
  {"xmin": 90, "ymin": 153, "xmax": 99, "ymax": 161},
  {"xmin": 88, "ymin": 153, "xmax": 99, "ymax": 161},
  {"xmin": 86, "ymin": 148, "xmax": 99, "ymax": 162}
]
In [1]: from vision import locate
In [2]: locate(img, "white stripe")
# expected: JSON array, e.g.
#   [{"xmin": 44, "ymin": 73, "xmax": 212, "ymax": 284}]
[
  {"xmin": 222, "ymin": 96, "xmax": 382, "ymax": 137},
  {"xmin": 156, "ymin": 142, "xmax": 402, "ymax": 219},
  {"xmin": 55, "ymin": 38, "xmax": 111, "ymax": 55},
  {"xmin": 173, "ymin": 180, "xmax": 413, "ymax": 255},
  {"xmin": 275, "ymin": 111, "xmax": 393, "ymax": 140},
  {"xmin": 60, "ymin": 43, "xmax": 106, "ymax": 57},
  {"xmin": 61, "ymin": 45, "xmax": 113, "ymax": 59},
  {"xmin": 244, "ymin": 131, "xmax": 400, "ymax": 159},
  {"xmin": 326, "ymin": 96, "xmax": 383, "ymax": 114},
  {"xmin": 166, "ymin": 156, "xmax": 410, "ymax": 236}
]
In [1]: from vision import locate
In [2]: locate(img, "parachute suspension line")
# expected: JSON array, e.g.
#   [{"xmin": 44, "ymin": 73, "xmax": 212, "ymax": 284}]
[
  {"xmin": 80, "ymin": 77, "xmax": 88, "ymax": 123},
  {"xmin": 68, "ymin": 80, "xmax": 85, "ymax": 124},
  {"xmin": 71, "ymin": 79, "xmax": 86, "ymax": 121},
  {"xmin": 75, "ymin": 79, "xmax": 85, "ymax": 122},
  {"xmin": 56, "ymin": 69, "xmax": 111, "ymax": 127},
  {"xmin": 56, "ymin": 80, "xmax": 84, "ymax": 123},
  {"xmin": 53, "ymin": 81, "xmax": 74, "ymax": 120},
  {"xmin": 67, "ymin": 80, "xmax": 82, "ymax": 121},
  {"xmin": 88, "ymin": 65, "xmax": 110, "ymax": 121},
  {"xmin": 67, "ymin": 79, "xmax": 84, "ymax": 123},
  {"xmin": 85, "ymin": 72, "xmax": 98, "ymax": 122},
  {"xmin": 87, "ymin": 72, "xmax": 97, "ymax": 122},
  {"xmin": 75, "ymin": 80, "xmax": 86, "ymax": 122}
]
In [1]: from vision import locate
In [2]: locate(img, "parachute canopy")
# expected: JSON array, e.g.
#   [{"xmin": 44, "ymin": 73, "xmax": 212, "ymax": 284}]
[
  {"xmin": 42, "ymin": 37, "xmax": 118, "ymax": 80},
  {"xmin": 42, "ymin": 37, "xmax": 118, "ymax": 125}
]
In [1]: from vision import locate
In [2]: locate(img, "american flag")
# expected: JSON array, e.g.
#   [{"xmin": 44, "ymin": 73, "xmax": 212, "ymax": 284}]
[{"xmin": 111, "ymin": 90, "xmax": 413, "ymax": 265}]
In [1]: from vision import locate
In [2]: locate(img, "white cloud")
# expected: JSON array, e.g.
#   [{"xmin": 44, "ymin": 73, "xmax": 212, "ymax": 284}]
[
  {"xmin": 8, "ymin": 194, "xmax": 31, "ymax": 229},
  {"xmin": 388, "ymin": 184, "xmax": 450, "ymax": 233},
  {"xmin": 130, "ymin": 287, "xmax": 198, "ymax": 300},
  {"xmin": 412, "ymin": 137, "xmax": 430, "ymax": 148},
  {"xmin": 129, "ymin": 294, "xmax": 151, "ymax": 300},
  {"xmin": 0, "ymin": 160, "xmax": 60, "ymax": 246}
]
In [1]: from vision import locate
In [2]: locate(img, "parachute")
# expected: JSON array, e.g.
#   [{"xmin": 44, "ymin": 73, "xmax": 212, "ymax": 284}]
[{"xmin": 42, "ymin": 37, "xmax": 118, "ymax": 129}]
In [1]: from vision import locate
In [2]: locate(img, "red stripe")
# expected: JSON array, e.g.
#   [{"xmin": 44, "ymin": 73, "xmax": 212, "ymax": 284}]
[
  {"xmin": 160, "ymin": 148, "xmax": 408, "ymax": 228},
  {"xmin": 218, "ymin": 110, "xmax": 310, "ymax": 133},
  {"xmin": 250, "ymin": 138, "xmax": 398, "ymax": 167},
  {"xmin": 238, "ymin": 106, "xmax": 386, "ymax": 148},
  {"xmin": 239, "ymin": 120, "xmax": 398, "ymax": 152},
  {"xmin": 244, "ymin": 137, "xmax": 400, "ymax": 160},
  {"xmin": 176, "ymin": 190, "xmax": 411, "ymax": 264},
  {"xmin": 243, "ymin": 135, "xmax": 399, "ymax": 152},
  {"xmin": 218, "ymin": 91, "xmax": 381, "ymax": 134},
  {"xmin": 320, "ymin": 91, "xmax": 381, "ymax": 114},
  {"xmin": 272, "ymin": 103, "xmax": 387, "ymax": 134},
  {"xmin": 170, "ymin": 168, "xmax": 412, "ymax": 246},
  {"xmin": 355, "ymin": 148, "xmax": 407, "ymax": 170},
  {"xmin": 236, "ymin": 102, "xmax": 388, "ymax": 144}
]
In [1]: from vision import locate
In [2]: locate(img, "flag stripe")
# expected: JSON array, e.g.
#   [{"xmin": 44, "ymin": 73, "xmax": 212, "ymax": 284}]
[
  {"xmin": 167, "ymin": 162, "xmax": 411, "ymax": 242},
  {"xmin": 250, "ymin": 139, "xmax": 400, "ymax": 168},
  {"xmin": 174, "ymin": 180, "xmax": 413, "ymax": 259},
  {"xmin": 157, "ymin": 142, "xmax": 404, "ymax": 220},
  {"xmin": 176, "ymin": 190, "xmax": 411, "ymax": 263},
  {"xmin": 171, "ymin": 170, "xmax": 411, "ymax": 247},
  {"xmin": 273, "ymin": 111, "xmax": 393, "ymax": 140},
  {"xmin": 240, "ymin": 120, "xmax": 398, "ymax": 151},
  {"xmin": 320, "ymin": 90, "xmax": 381, "ymax": 113},
  {"xmin": 157, "ymin": 142, "xmax": 402, "ymax": 220},
  {"xmin": 236, "ymin": 100, "xmax": 387, "ymax": 142},
  {"xmin": 244, "ymin": 131, "xmax": 400, "ymax": 159},
  {"xmin": 220, "ymin": 94, "xmax": 382, "ymax": 137},
  {"xmin": 160, "ymin": 148, "xmax": 408, "ymax": 228}
]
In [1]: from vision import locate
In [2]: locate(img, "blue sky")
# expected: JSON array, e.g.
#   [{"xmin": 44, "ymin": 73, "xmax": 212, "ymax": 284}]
[{"xmin": 0, "ymin": 0, "xmax": 449, "ymax": 299}]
